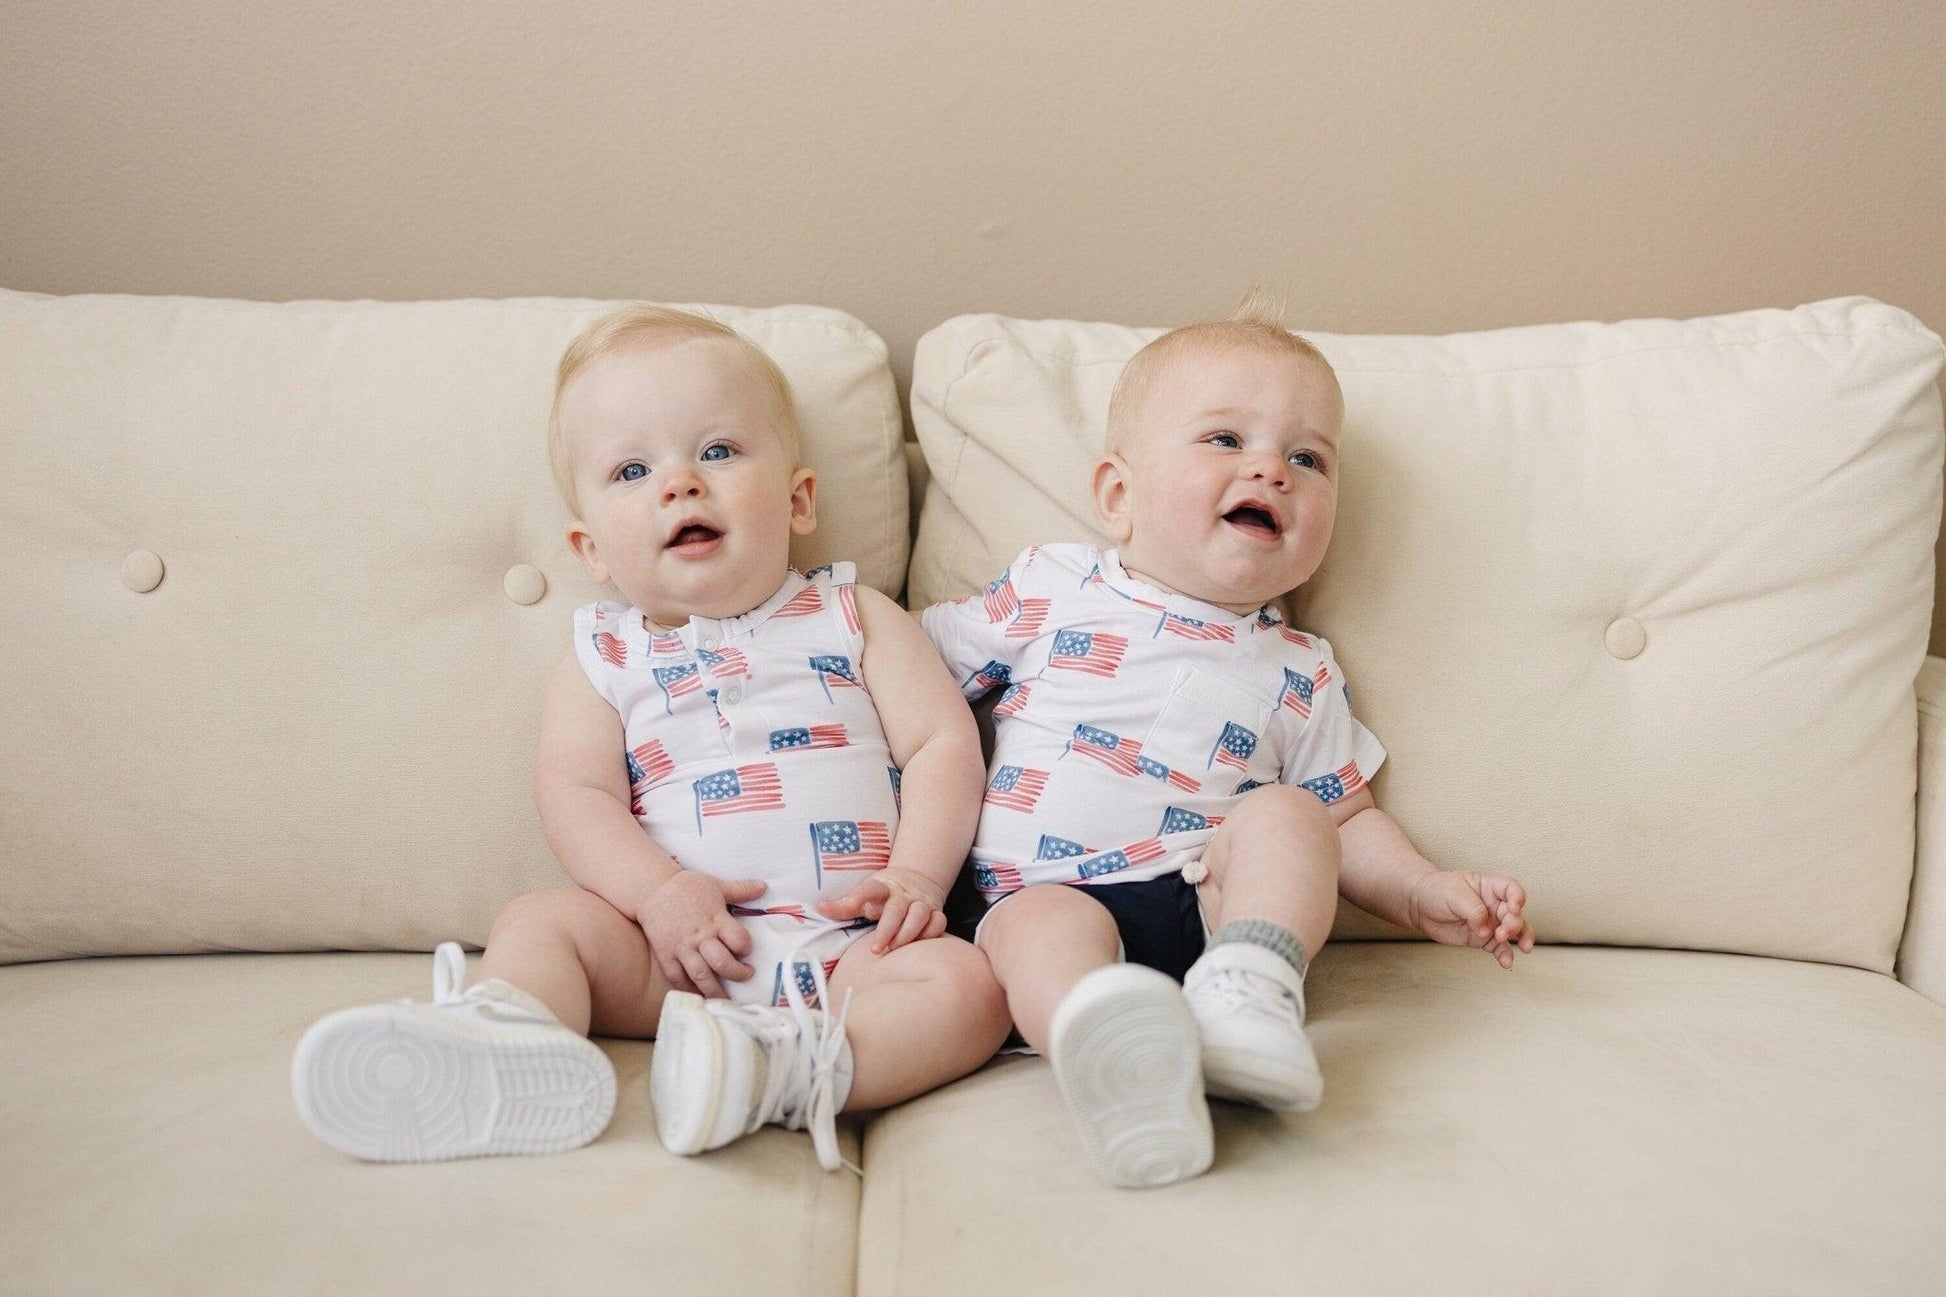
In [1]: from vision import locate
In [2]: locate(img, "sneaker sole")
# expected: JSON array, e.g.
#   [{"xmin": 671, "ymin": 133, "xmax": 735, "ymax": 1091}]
[
  {"xmin": 648, "ymin": 991, "xmax": 726, "ymax": 1156},
  {"xmin": 291, "ymin": 1003, "xmax": 615, "ymax": 1162},
  {"xmin": 1203, "ymin": 1039, "xmax": 1324, "ymax": 1112},
  {"xmin": 1050, "ymin": 965, "xmax": 1213, "ymax": 1189}
]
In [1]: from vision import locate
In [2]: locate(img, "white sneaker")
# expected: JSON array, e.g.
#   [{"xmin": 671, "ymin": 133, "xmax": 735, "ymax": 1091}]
[
  {"xmin": 1047, "ymin": 963, "xmax": 1212, "ymax": 1189},
  {"xmin": 650, "ymin": 959, "xmax": 856, "ymax": 1172},
  {"xmin": 291, "ymin": 943, "xmax": 616, "ymax": 1162},
  {"xmin": 1183, "ymin": 941, "xmax": 1322, "ymax": 1112}
]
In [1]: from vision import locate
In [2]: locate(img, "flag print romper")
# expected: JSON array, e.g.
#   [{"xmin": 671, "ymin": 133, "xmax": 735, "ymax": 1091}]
[{"xmin": 573, "ymin": 563, "xmax": 899, "ymax": 1007}]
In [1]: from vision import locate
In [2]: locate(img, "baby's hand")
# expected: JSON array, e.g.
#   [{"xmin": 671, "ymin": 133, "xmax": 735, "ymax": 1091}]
[
  {"xmin": 639, "ymin": 872, "xmax": 766, "ymax": 999},
  {"xmin": 1406, "ymin": 871, "xmax": 1535, "ymax": 969},
  {"xmin": 816, "ymin": 867, "xmax": 948, "ymax": 955}
]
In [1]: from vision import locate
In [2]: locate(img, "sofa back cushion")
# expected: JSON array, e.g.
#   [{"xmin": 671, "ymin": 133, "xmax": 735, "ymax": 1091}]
[
  {"xmin": 909, "ymin": 299, "xmax": 1944, "ymax": 971},
  {"xmin": 0, "ymin": 291, "xmax": 905, "ymax": 963}
]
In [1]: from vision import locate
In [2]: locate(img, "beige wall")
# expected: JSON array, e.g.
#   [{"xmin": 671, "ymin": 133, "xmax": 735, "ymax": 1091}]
[{"xmin": 6, "ymin": 0, "xmax": 1945, "ymax": 645}]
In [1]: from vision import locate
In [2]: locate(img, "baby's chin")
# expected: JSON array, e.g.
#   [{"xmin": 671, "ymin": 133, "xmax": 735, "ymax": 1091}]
[{"xmin": 630, "ymin": 562, "xmax": 797, "ymax": 628}]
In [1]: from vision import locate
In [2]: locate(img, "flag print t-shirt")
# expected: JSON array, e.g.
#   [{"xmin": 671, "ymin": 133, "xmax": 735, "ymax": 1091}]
[
  {"xmin": 573, "ymin": 563, "xmax": 899, "ymax": 1006},
  {"xmin": 921, "ymin": 544, "xmax": 1386, "ymax": 901}
]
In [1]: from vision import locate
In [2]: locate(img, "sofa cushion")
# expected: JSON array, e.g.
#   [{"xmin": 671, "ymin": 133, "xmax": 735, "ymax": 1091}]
[
  {"xmin": 0, "ymin": 291, "xmax": 905, "ymax": 962},
  {"xmin": 0, "ymin": 952, "xmax": 861, "ymax": 1293},
  {"xmin": 856, "ymin": 944, "xmax": 1946, "ymax": 1295},
  {"xmin": 908, "ymin": 300, "xmax": 1946, "ymax": 971}
]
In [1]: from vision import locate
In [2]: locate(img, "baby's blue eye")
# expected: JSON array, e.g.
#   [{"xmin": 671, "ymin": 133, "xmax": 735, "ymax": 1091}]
[
  {"xmin": 1207, "ymin": 432, "xmax": 1241, "ymax": 449},
  {"xmin": 1290, "ymin": 450, "xmax": 1321, "ymax": 470},
  {"xmin": 701, "ymin": 443, "xmax": 735, "ymax": 462},
  {"xmin": 618, "ymin": 462, "xmax": 648, "ymax": 482}
]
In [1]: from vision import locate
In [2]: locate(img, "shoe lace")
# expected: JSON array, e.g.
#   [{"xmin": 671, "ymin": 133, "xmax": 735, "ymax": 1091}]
[
  {"xmin": 732, "ymin": 956, "xmax": 857, "ymax": 1175},
  {"xmin": 423, "ymin": 941, "xmax": 553, "ymax": 1025},
  {"xmin": 1192, "ymin": 965, "xmax": 1303, "ymax": 1026}
]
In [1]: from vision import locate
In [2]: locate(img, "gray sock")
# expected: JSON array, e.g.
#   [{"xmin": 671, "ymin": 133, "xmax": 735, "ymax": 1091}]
[{"xmin": 1206, "ymin": 920, "xmax": 1306, "ymax": 979}]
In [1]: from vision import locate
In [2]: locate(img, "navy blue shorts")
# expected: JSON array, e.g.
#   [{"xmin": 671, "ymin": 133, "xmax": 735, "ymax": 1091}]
[{"xmin": 968, "ymin": 872, "xmax": 1210, "ymax": 984}]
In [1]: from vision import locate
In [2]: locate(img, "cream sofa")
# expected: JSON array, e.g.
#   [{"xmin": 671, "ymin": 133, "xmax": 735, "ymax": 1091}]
[{"xmin": 4, "ymin": 289, "xmax": 1944, "ymax": 1295}]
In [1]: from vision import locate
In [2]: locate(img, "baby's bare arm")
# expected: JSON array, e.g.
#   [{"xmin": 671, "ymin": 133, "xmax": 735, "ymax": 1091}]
[
  {"xmin": 854, "ymin": 586, "xmax": 986, "ymax": 898},
  {"xmin": 1329, "ymin": 786, "xmax": 1436, "ymax": 931},
  {"xmin": 534, "ymin": 649, "xmax": 682, "ymax": 919}
]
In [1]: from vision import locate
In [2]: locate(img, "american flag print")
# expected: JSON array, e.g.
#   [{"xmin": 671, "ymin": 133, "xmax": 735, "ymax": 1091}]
[
  {"xmin": 1256, "ymin": 608, "xmax": 1282, "ymax": 630},
  {"xmin": 1298, "ymin": 761, "xmax": 1366, "ymax": 804},
  {"xmin": 1235, "ymin": 778, "xmax": 1267, "ymax": 796},
  {"xmin": 594, "ymin": 631, "xmax": 628, "ymax": 668},
  {"xmin": 649, "ymin": 630, "xmax": 687, "ymax": 655},
  {"xmin": 1077, "ymin": 836, "xmax": 1168, "ymax": 879},
  {"xmin": 1068, "ymin": 724, "xmax": 1142, "ymax": 777},
  {"xmin": 1279, "ymin": 627, "xmax": 1316, "ymax": 649},
  {"xmin": 729, "ymin": 902, "xmax": 809, "ymax": 924},
  {"xmin": 776, "ymin": 583, "xmax": 824, "ymax": 618},
  {"xmin": 1158, "ymin": 806, "xmax": 1223, "ymax": 835},
  {"xmin": 1210, "ymin": 721, "xmax": 1259, "ymax": 772},
  {"xmin": 888, "ymin": 766, "xmax": 902, "ymax": 810},
  {"xmin": 770, "ymin": 957, "xmax": 843, "ymax": 1010},
  {"xmin": 974, "ymin": 862, "xmax": 1024, "ymax": 895},
  {"xmin": 1049, "ymin": 629, "xmax": 1128, "ymax": 678},
  {"xmin": 654, "ymin": 663, "xmax": 702, "ymax": 711},
  {"xmin": 801, "ymin": 563, "xmax": 834, "ymax": 579},
  {"xmin": 627, "ymin": 740, "xmax": 674, "ymax": 789},
  {"xmin": 983, "ymin": 576, "xmax": 1020, "ymax": 623},
  {"xmin": 692, "ymin": 763, "xmax": 785, "ymax": 830},
  {"xmin": 1067, "ymin": 725, "xmax": 1199, "ymax": 791},
  {"xmin": 810, "ymin": 820, "xmax": 893, "ymax": 874},
  {"xmin": 838, "ymin": 582, "xmax": 860, "ymax": 634},
  {"xmin": 809, "ymin": 654, "xmax": 863, "ymax": 702},
  {"xmin": 1005, "ymin": 597, "xmax": 1052, "ymax": 639},
  {"xmin": 983, "ymin": 765, "xmax": 1049, "ymax": 812},
  {"xmin": 1037, "ymin": 834, "xmax": 1093, "ymax": 861},
  {"xmin": 965, "ymin": 659, "xmax": 1011, "ymax": 693},
  {"xmin": 1279, "ymin": 668, "xmax": 1314, "ymax": 716},
  {"xmin": 994, "ymin": 682, "xmax": 1032, "ymax": 719},
  {"xmin": 769, "ymin": 724, "xmax": 848, "ymax": 752},
  {"xmin": 1159, "ymin": 613, "xmax": 1236, "ymax": 643},
  {"xmin": 700, "ymin": 647, "xmax": 749, "ymax": 679}
]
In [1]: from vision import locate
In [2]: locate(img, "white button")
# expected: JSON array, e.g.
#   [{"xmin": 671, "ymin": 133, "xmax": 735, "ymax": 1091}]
[
  {"xmin": 724, "ymin": 686, "xmax": 744, "ymax": 705},
  {"xmin": 121, "ymin": 550, "xmax": 164, "ymax": 593},
  {"xmin": 502, "ymin": 564, "xmax": 546, "ymax": 606},
  {"xmin": 1605, "ymin": 617, "xmax": 1646, "ymax": 660},
  {"xmin": 701, "ymin": 635, "xmax": 720, "ymax": 650}
]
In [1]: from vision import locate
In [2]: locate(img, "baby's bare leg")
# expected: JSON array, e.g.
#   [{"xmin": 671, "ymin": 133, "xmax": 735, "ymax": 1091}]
[
  {"xmin": 478, "ymin": 887, "xmax": 678, "ymax": 1038},
  {"xmin": 825, "ymin": 934, "xmax": 1011, "ymax": 1110},
  {"xmin": 975, "ymin": 885, "xmax": 1122, "ymax": 1054},
  {"xmin": 1195, "ymin": 785, "xmax": 1341, "ymax": 964}
]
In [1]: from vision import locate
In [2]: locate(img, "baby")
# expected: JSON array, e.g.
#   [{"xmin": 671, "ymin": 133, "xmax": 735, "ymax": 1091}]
[
  {"xmin": 922, "ymin": 295, "xmax": 1535, "ymax": 1188},
  {"xmin": 294, "ymin": 305, "xmax": 1009, "ymax": 1171}
]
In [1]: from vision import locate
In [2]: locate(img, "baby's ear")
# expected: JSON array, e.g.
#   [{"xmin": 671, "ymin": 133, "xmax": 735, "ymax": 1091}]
[
  {"xmin": 566, "ymin": 521, "xmax": 610, "ymax": 585},
  {"xmin": 1092, "ymin": 455, "xmax": 1133, "ymax": 543},
  {"xmin": 789, "ymin": 466, "xmax": 817, "ymax": 536}
]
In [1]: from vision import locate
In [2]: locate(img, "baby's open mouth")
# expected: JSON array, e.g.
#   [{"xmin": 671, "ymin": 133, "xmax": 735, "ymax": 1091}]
[
  {"xmin": 1223, "ymin": 505, "xmax": 1280, "ymax": 539},
  {"xmin": 667, "ymin": 524, "xmax": 723, "ymax": 550}
]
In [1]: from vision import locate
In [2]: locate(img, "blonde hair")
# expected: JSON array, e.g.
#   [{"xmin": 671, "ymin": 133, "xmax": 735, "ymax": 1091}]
[
  {"xmin": 547, "ymin": 305, "xmax": 802, "ymax": 515},
  {"xmin": 1104, "ymin": 286, "xmax": 1336, "ymax": 454}
]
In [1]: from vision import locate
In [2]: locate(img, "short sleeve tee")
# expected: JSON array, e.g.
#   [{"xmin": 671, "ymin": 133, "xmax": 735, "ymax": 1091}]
[{"xmin": 920, "ymin": 544, "xmax": 1385, "ymax": 899}]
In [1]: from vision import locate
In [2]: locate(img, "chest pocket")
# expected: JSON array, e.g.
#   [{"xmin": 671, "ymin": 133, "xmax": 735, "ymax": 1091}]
[{"xmin": 1143, "ymin": 666, "xmax": 1277, "ymax": 795}]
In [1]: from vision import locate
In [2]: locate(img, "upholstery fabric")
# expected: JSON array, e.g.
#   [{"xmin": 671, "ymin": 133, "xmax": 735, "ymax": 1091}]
[
  {"xmin": 0, "ymin": 291, "xmax": 905, "ymax": 963},
  {"xmin": 1903, "ymin": 654, "xmax": 1946, "ymax": 1004},
  {"xmin": 0, "ymin": 952, "xmax": 861, "ymax": 1296},
  {"xmin": 908, "ymin": 300, "xmax": 1945, "ymax": 970},
  {"xmin": 857, "ymin": 943, "xmax": 1946, "ymax": 1297}
]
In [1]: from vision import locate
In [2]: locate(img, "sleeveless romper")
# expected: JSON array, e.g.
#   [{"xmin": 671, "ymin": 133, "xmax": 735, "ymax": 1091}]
[{"xmin": 573, "ymin": 564, "xmax": 900, "ymax": 1006}]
